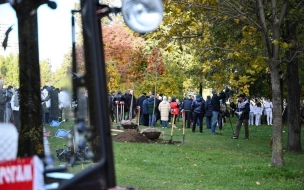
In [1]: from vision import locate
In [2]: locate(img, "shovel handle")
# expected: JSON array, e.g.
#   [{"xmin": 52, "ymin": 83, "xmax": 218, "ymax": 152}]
[
  {"xmin": 182, "ymin": 112, "xmax": 186, "ymax": 135},
  {"xmin": 137, "ymin": 107, "xmax": 140, "ymax": 126}
]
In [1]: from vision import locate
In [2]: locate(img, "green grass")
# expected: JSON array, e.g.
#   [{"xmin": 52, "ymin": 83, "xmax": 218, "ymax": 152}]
[{"xmin": 46, "ymin": 117, "xmax": 304, "ymax": 190}]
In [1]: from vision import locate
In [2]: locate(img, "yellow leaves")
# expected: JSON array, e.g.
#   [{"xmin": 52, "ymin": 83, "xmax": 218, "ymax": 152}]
[
  {"xmin": 272, "ymin": 40, "xmax": 280, "ymax": 45},
  {"xmin": 227, "ymin": 52, "xmax": 240, "ymax": 59},
  {"xmin": 281, "ymin": 42, "xmax": 289, "ymax": 49},
  {"xmin": 272, "ymin": 40, "xmax": 291, "ymax": 49},
  {"xmin": 193, "ymin": 164, "xmax": 197, "ymax": 167},
  {"xmin": 234, "ymin": 18, "xmax": 240, "ymax": 24}
]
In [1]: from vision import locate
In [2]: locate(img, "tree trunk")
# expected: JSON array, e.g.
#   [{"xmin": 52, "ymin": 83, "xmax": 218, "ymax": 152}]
[
  {"xmin": 269, "ymin": 60, "xmax": 285, "ymax": 166},
  {"xmin": 284, "ymin": 19, "xmax": 302, "ymax": 152},
  {"xmin": 286, "ymin": 55, "xmax": 302, "ymax": 152},
  {"xmin": 15, "ymin": 6, "xmax": 44, "ymax": 157},
  {"xmin": 199, "ymin": 83, "xmax": 202, "ymax": 95}
]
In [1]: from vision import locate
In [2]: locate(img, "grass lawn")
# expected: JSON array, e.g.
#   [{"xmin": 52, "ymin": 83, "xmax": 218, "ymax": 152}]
[{"xmin": 46, "ymin": 116, "xmax": 304, "ymax": 190}]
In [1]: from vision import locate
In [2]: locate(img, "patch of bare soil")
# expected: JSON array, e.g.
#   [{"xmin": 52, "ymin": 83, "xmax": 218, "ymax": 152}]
[
  {"xmin": 113, "ymin": 129, "xmax": 150, "ymax": 143},
  {"xmin": 112, "ymin": 128, "xmax": 182, "ymax": 144}
]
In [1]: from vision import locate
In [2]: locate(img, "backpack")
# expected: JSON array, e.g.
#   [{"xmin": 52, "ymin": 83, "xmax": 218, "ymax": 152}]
[{"xmin": 220, "ymin": 103, "xmax": 230, "ymax": 117}]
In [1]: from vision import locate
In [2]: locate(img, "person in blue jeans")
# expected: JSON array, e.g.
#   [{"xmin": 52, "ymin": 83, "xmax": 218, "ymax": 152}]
[
  {"xmin": 205, "ymin": 96, "xmax": 213, "ymax": 129},
  {"xmin": 211, "ymin": 89, "xmax": 225, "ymax": 134},
  {"xmin": 147, "ymin": 95, "xmax": 157, "ymax": 127},
  {"xmin": 191, "ymin": 94, "xmax": 205, "ymax": 133}
]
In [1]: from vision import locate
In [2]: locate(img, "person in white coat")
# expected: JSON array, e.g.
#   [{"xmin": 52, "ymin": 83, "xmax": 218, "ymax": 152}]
[
  {"xmin": 249, "ymin": 102, "xmax": 255, "ymax": 125},
  {"xmin": 11, "ymin": 89, "xmax": 20, "ymax": 132},
  {"xmin": 254, "ymin": 102, "xmax": 263, "ymax": 125},
  {"xmin": 264, "ymin": 98, "xmax": 273, "ymax": 125},
  {"xmin": 158, "ymin": 96, "xmax": 170, "ymax": 128},
  {"xmin": 59, "ymin": 88, "xmax": 71, "ymax": 122}
]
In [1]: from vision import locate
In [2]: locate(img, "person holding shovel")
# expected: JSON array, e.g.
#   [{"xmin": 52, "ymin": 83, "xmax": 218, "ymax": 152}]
[{"xmin": 191, "ymin": 94, "xmax": 205, "ymax": 133}]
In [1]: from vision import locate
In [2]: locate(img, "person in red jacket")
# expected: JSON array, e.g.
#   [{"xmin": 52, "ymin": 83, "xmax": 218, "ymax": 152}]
[{"xmin": 170, "ymin": 97, "xmax": 179, "ymax": 128}]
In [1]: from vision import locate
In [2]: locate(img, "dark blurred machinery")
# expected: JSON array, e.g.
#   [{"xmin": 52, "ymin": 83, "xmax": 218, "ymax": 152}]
[{"xmin": 0, "ymin": 0, "xmax": 163, "ymax": 189}]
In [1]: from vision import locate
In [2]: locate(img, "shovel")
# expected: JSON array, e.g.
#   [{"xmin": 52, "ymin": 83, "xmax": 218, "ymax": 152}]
[
  {"xmin": 182, "ymin": 111, "xmax": 185, "ymax": 144},
  {"xmin": 137, "ymin": 106, "xmax": 141, "ymax": 126},
  {"xmin": 169, "ymin": 113, "xmax": 176, "ymax": 144},
  {"xmin": 115, "ymin": 101, "xmax": 120, "ymax": 129}
]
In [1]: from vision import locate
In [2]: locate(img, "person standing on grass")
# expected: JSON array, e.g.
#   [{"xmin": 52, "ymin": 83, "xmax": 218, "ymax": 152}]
[
  {"xmin": 147, "ymin": 95, "xmax": 157, "ymax": 127},
  {"xmin": 231, "ymin": 94, "xmax": 250, "ymax": 140},
  {"xmin": 181, "ymin": 95, "xmax": 193, "ymax": 128},
  {"xmin": 205, "ymin": 96, "xmax": 212, "ymax": 129},
  {"xmin": 191, "ymin": 94, "xmax": 205, "ymax": 133},
  {"xmin": 170, "ymin": 97, "xmax": 179, "ymax": 128},
  {"xmin": 264, "ymin": 98, "xmax": 273, "ymax": 125},
  {"xmin": 158, "ymin": 96, "xmax": 170, "ymax": 128},
  {"xmin": 136, "ymin": 92, "xmax": 146, "ymax": 125},
  {"xmin": 249, "ymin": 101, "xmax": 255, "ymax": 125},
  {"xmin": 254, "ymin": 102, "xmax": 263, "ymax": 126},
  {"xmin": 142, "ymin": 96, "xmax": 149, "ymax": 126},
  {"xmin": 5, "ymin": 85, "xmax": 13, "ymax": 123},
  {"xmin": 210, "ymin": 89, "xmax": 225, "ymax": 134}
]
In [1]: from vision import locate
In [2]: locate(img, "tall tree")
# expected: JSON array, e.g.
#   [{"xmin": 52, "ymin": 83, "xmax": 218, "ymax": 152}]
[
  {"xmin": 282, "ymin": 1, "xmax": 304, "ymax": 152},
  {"xmin": 158, "ymin": 0, "xmax": 287, "ymax": 166}
]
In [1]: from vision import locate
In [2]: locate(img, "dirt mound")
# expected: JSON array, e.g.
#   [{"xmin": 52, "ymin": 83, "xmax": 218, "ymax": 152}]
[{"xmin": 113, "ymin": 129, "xmax": 150, "ymax": 143}]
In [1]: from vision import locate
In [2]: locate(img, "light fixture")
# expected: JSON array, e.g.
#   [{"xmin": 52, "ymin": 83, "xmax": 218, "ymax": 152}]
[{"xmin": 121, "ymin": 0, "xmax": 163, "ymax": 34}]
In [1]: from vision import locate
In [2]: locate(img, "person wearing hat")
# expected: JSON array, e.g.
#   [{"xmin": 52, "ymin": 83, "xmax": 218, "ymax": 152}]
[
  {"xmin": 191, "ymin": 94, "xmax": 205, "ymax": 133},
  {"xmin": 231, "ymin": 94, "xmax": 250, "ymax": 139},
  {"xmin": 210, "ymin": 89, "xmax": 225, "ymax": 134}
]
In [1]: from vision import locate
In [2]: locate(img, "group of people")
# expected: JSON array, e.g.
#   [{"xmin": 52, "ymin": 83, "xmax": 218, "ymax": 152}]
[
  {"xmin": 0, "ymin": 80, "xmax": 71, "ymax": 132},
  {"xmin": 230, "ymin": 98, "xmax": 273, "ymax": 126},
  {"xmin": 108, "ymin": 89, "xmax": 280, "ymax": 140},
  {"xmin": 40, "ymin": 86, "xmax": 71, "ymax": 124},
  {"xmin": 108, "ymin": 89, "xmax": 231, "ymax": 134}
]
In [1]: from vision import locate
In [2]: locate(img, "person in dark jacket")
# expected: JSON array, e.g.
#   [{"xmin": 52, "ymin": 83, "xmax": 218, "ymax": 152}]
[
  {"xmin": 0, "ymin": 80, "xmax": 5, "ymax": 122},
  {"xmin": 205, "ymin": 96, "xmax": 213, "ymax": 129},
  {"xmin": 113, "ymin": 90, "xmax": 123, "ymax": 122},
  {"xmin": 128, "ymin": 90, "xmax": 137, "ymax": 119},
  {"xmin": 50, "ymin": 87, "xmax": 60, "ymax": 121},
  {"xmin": 108, "ymin": 92, "xmax": 114, "ymax": 122},
  {"xmin": 142, "ymin": 96, "xmax": 150, "ymax": 126},
  {"xmin": 191, "ymin": 94, "xmax": 205, "ymax": 133},
  {"xmin": 231, "ymin": 94, "xmax": 250, "ymax": 139},
  {"xmin": 121, "ymin": 90, "xmax": 130, "ymax": 120},
  {"xmin": 181, "ymin": 95, "xmax": 193, "ymax": 128},
  {"xmin": 211, "ymin": 89, "xmax": 225, "ymax": 134},
  {"xmin": 136, "ymin": 92, "xmax": 146, "ymax": 124},
  {"xmin": 5, "ymin": 86, "xmax": 13, "ymax": 123},
  {"xmin": 147, "ymin": 95, "xmax": 157, "ymax": 127}
]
